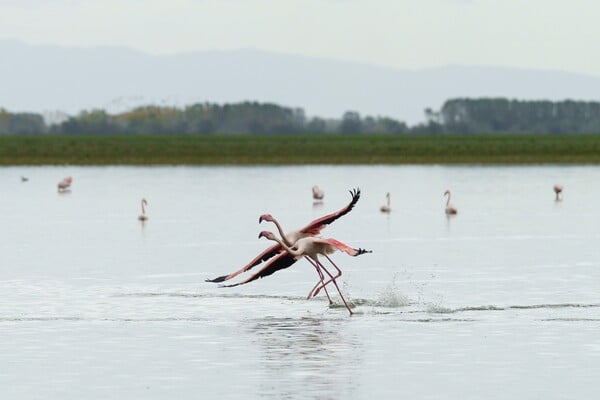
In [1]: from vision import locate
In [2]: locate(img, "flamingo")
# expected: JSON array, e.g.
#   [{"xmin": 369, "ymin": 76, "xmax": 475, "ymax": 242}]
[
  {"xmin": 57, "ymin": 176, "xmax": 72, "ymax": 192},
  {"xmin": 553, "ymin": 184, "xmax": 563, "ymax": 201},
  {"xmin": 312, "ymin": 185, "xmax": 324, "ymax": 200},
  {"xmin": 256, "ymin": 193, "xmax": 364, "ymax": 302},
  {"xmin": 206, "ymin": 188, "xmax": 361, "ymax": 285},
  {"xmin": 444, "ymin": 189, "xmax": 457, "ymax": 215},
  {"xmin": 380, "ymin": 192, "xmax": 391, "ymax": 213},
  {"xmin": 21, "ymin": 176, "xmax": 28, "ymax": 182},
  {"xmin": 222, "ymin": 230, "xmax": 372, "ymax": 315},
  {"xmin": 138, "ymin": 198, "xmax": 148, "ymax": 221}
]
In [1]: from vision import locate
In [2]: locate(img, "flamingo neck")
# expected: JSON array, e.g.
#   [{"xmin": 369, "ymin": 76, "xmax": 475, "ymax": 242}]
[
  {"xmin": 269, "ymin": 234, "xmax": 301, "ymax": 257},
  {"xmin": 141, "ymin": 201, "xmax": 146, "ymax": 215},
  {"xmin": 387, "ymin": 195, "xmax": 390, "ymax": 207},
  {"xmin": 445, "ymin": 193, "xmax": 451, "ymax": 207},
  {"xmin": 270, "ymin": 218, "xmax": 293, "ymax": 247}
]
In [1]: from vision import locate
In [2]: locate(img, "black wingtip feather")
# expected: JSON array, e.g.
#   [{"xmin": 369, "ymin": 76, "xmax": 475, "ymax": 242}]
[
  {"xmin": 354, "ymin": 248, "xmax": 372, "ymax": 256},
  {"xmin": 205, "ymin": 275, "xmax": 228, "ymax": 283}
]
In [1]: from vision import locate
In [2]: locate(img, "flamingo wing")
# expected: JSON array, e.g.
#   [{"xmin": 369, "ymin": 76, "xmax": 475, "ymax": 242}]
[
  {"xmin": 220, "ymin": 251, "xmax": 298, "ymax": 288},
  {"xmin": 312, "ymin": 237, "xmax": 372, "ymax": 257},
  {"xmin": 205, "ymin": 243, "xmax": 282, "ymax": 283},
  {"xmin": 299, "ymin": 188, "xmax": 360, "ymax": 236}
]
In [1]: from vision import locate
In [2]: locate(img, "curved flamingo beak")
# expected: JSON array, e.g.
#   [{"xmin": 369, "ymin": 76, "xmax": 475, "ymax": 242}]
[
  {"xmin": 259, "ymin": 215, "xmax": 265, "ymax": 223},
  {"xmin": 258, "ymin": 231, "xmax": 270, "ymax": 239}
]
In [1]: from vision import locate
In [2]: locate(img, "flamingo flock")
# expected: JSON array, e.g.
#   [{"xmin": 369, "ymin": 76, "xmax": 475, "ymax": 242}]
[
  {"xmin": 41, "ymin": 175, "xmax": 566, "ymax": 315},
  {"xmin": 205, "ymin": 182, "xmax": 569, "ymax": 315},
  {"xmin": 206, "ymin": 188, "xmax": 368, "ymax": 315}
]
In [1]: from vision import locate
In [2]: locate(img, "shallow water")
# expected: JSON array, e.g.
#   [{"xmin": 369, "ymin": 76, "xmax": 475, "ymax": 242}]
[{"xmin": 1, "ymin": 165, "xmax": 599, "ymax": 399}]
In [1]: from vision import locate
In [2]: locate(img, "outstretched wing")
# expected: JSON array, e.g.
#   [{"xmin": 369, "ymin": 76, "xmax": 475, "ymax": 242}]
[
  {"xmin": 313, "ymin": 237, "xmax": 372, "ymax": 257},
  {"xmin": 205, "ymin": 243, "xmax": 282, "ymax": 283},
  {"xmin": 299, "ymin": 188, "xmax": 360, "ymax": 236},
  {"xmin": 220, "ymin": 251, "xmax": 298, "ymax": 288}
]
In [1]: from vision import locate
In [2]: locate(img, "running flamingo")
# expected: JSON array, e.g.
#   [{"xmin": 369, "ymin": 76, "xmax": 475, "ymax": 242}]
[
  {"xmin": 444, "ymin": 189, "xmax": 458, "ymax": 215},
  {"xmin": 380, "ymin": 192, "xmax": 391, "ymax": 213},
  {"xmin": 312, "ymin": 185, "xmax": 324, "ymax": 200},
  {"xmin": 138, "ymin": 198, "xmax": 148, "ymax": 221},
  {"xmin": 222, "ymin": 230, "xmax": 372, "ymax": 315},
  {"xmin": 57, "ymin": 176, "xmax": 72, "ymax": 192},
  {"xmin": 206, "ymin": 188, "xmax": 361, "ymax": 284},
  {"xmin": 256, "ymin": 193, "xmax": 363, "ymax": 302},
  {"xmin": 553, "ymin": 184, "xmax": 563, "ymax": 201}
]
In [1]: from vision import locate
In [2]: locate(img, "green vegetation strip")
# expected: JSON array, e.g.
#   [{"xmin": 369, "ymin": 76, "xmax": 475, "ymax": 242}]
[{"xmin": 1, "ymin": 134, "xmax": 600, "ymax": 165}]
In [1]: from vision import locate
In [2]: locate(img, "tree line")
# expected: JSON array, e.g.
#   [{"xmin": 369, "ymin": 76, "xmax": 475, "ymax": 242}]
[
  {"xmin": 3, "ymin": 98, "xmax": 600, "ymax": 135},
  {"xmin": 432, "ymin": 98, "xmax": 600, "ymax": 134}
]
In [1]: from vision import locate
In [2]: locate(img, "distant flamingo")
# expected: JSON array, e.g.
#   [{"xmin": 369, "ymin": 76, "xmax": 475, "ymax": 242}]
[
  {"xmin": 206, "ymin": 188, "xmax": 361, "ymax": 285},
  {"xmin": 380, "ymin": 192, "xmax": 391, "ymax": 213},
  {"xmin": 444, "ymin": 189, "xmax": 458, "ymax": 215},
  {"xmin": 21, "ymin": 176, "xmax": 28, "ymax": 182},
  {"xmin": 138, "ymin": 198, "xmax": 148, "ymax": 221},
  {"xmin": 554, "ymin": 184, "xmax": 563, "ymax": 201},
  {"xmin": 312, "ymin": 185, "xmax": 324, "ymax": 201},
  {"xmin": 222, "ymin": 231, "xmax": 372, "ymax": 315},
  {"xmin": 57, "ymin": 176, "xmax": 72, "ymax": 192}
]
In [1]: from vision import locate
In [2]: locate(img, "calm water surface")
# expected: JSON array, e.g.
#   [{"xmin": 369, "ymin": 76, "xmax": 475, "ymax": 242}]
[{"xmin": 1, "ymin": 165, "xmax": 599, "ymax": 399}]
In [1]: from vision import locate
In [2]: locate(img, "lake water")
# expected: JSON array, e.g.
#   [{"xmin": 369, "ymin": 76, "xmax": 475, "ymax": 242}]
[{"xmin": 1, "ymin": 165, "xmax": 599, "ymax": 399}]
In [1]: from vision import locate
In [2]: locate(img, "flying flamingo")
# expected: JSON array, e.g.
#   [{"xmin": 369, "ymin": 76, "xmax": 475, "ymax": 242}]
[
  {"xmin": 256, "ymin": 197, "xmax": 365, "ymax": 302},
  {"xmin": 444, "ymin": 189, "xmax": 457, "ymax": 215},
  {"xmin": 57, "ymin": 176, "xmax": 72, "ymax": 192},
  {"xmin": 312, "ymin": 185, "xmax": 324, "ymax": 201},
  {"xmin": 222, "ymin": 230, "xmax": 372, "ymax": 315},
  {"xmin": 138, "ymin": 198, "xmax": 148, "ymax": 221},
  {"xmin": 206, "ymin": 188, "xmax": 361, "ymax": 285},
  {"xmin": 553, "ymin": 184, "xmax": 563, "ymax": 201},
  {"xmin": 380, "ymin": 192, "xmax": 391, "ymax": 213}
]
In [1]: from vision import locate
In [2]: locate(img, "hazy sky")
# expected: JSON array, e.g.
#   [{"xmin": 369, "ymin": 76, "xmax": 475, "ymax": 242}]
[{"xmin": 1, "ymin": 0, "xmax": 599, "ymax": 75}]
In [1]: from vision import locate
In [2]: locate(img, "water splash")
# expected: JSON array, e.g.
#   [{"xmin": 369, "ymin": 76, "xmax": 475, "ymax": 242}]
[{"xmin": 374, "ymin": 277, "xmax": 410, "ymax": 308}]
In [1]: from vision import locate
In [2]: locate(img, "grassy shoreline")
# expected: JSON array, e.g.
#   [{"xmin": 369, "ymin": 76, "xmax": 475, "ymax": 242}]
[{"xmin": 2, "ymin": 134, "xmax": 600, "ymax": 165}]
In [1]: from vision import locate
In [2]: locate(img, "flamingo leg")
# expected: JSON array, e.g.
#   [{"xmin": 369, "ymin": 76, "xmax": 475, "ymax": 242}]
[
  {"xmin": 310, "ymin": 254, "xmax": 343, "ymax": 298},
  {"xmin": 308, "ymin": 261, "xmax": 338, "ymax": 298},
  {"xmin": 306, "ymin": 259, "xmax": 337, "ymax": 303},
  {"xmin": 303, "ymin": 256, "xmax": 334, "ymax": 305},
  {"xmin": 315, "ymin": 258, "xmax": 354, "ymax": 316}
]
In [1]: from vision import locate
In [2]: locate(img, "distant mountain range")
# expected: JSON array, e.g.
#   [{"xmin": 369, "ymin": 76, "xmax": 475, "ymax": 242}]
[{"xmin": 2, "ymin": 40, "xmax": 600, "ymax": 124}]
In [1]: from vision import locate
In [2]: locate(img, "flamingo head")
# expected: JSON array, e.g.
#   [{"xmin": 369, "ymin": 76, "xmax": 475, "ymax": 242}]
[
  {"xmin": 444, "ymin": 189, "xmax": 450, "ymax": 197},
  {"xmin": 141, "ymin": 198, "xmax": 148, "ymax": 206},
  {"xmin": 386, "ymin": 192, "xmax": 390, "ymax": 198},
  {"xmin": 258, "ymin": 231, "xmax": 275, "ymax": 240},
  {"xmin": 259, "ymin": 214, "xmax": 273, "ymax": 223}
]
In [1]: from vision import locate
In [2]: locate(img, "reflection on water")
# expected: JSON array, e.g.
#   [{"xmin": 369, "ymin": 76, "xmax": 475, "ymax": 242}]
[
  {"xmin": 312, "ymin": 201, "xmax": 324, "ymax": 209},
  {"xmin": 251, "ymin": 317, "xmax": 361, "ymax": 400},
  {"xmin": 444, "ymin": 212, "xmax": 456, "ymax": 233}
]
